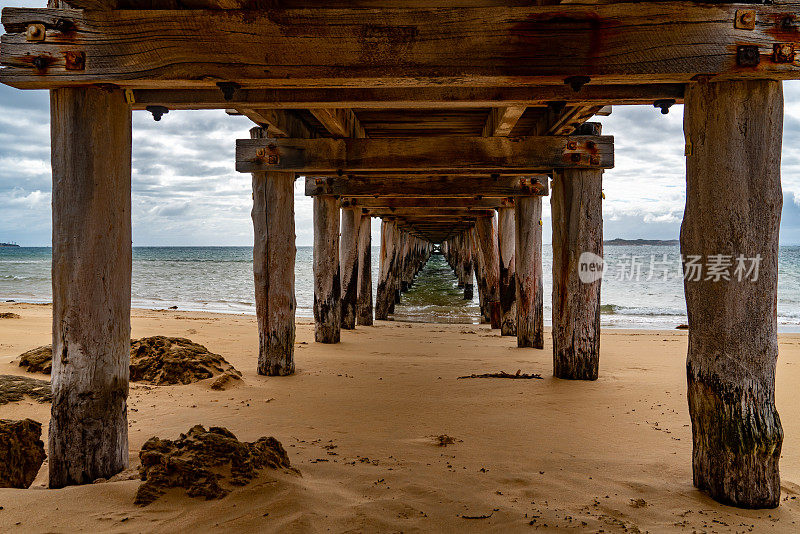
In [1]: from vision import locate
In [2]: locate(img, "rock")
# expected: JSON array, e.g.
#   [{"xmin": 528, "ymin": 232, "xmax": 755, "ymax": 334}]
[
  {"xmin": 18, "ymin": 345, "xmax": 53, "ymax": 374},
  {"xmin": 0, "ymin": 419, "xmax": 47, "ymax": 488},
  {"xmin": 130, "ymin": 337, "xmax": 241, "ymax": 386},
  {"xmin": 676, "ymin": 324, "xmax": 689, "ymax": 330},
  {"xmin": 0, "ymin": 312, "xmax": 21, "ymax": 319},
  {"xmin": 0, "ymin": 375, "xmax": 52, "ymax": 405},
  {"xmin": 18, "ymin": 337, "xmax": 241, "ymax": 387},
  {"xmin": 134, "ymin": 425, "xmax": 294, "ymax": 505}
]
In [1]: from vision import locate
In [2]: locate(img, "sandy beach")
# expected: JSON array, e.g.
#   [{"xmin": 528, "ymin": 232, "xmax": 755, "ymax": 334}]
[{"xmin": 0, "ymin": 301, "xmax": 799, "ymax": 532}]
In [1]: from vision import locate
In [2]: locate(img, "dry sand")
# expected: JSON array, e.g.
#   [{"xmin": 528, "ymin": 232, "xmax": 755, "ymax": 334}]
[{"xmin": 0, "ymin": 301, "xmax": 799, "ymax": 533}]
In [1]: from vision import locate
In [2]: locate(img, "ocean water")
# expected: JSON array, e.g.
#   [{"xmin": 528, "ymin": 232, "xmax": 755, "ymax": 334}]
[{"xmin": 3, "ymin": 245, "xmax": 800, "ymax": 331}]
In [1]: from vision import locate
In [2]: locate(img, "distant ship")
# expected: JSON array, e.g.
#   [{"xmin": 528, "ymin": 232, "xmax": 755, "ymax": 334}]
[{"xmin": 0, "ymin": 242, "xmax": 20, "ymax": 247}]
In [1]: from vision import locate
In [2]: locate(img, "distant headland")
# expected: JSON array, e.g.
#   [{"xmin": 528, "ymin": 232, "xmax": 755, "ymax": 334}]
[
  {"xmin": 604, "ymin": 238, "xmax": 679, "ymax": 246},
  {"xmin": 0, "ymin": 242, "xmax": 20, "ymax": 247}
]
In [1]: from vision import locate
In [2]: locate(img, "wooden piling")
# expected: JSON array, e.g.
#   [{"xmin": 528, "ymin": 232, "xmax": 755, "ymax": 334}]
[
  {"xmin": 515, "ymin": 196, "xmax": 544, "ymax": 348},
  {"xmin": 551, "ymin": 169, "xmax": 603, "ymax": 380},
  {"xmin": 356, "ymin": 213, "xmax": 374, "ymax": 326},
  {"xmin": 498, "ymin": 206, "xmax": 517, "ymax": 336},
  {"xmin": 476, "ymin": 214, "xmax": 502, "ymax": 328},
  {"xmin": 251, "ymin": 126, "xmax": 296, "ymax": 376},
  {"xmin": 49, "ymin": 86, "xmax": 131, "ymax": 488},
  {"xmin": 471, "ymin": 227, "xmax": 490, "ymax": 324},
  {"xmin": 682, "ymin": 80, "xmax": 783, "ymax": 508},
  {"xmin": 376, "ymin": 219, "xmax": 398, "ymax": 320},
  {"xmin": 462, "ymin": 231, "xmax": 474, "ymax": 300},
  {"xmin": 313, "ymin": 196, "xmax": 341, "ymax": 343},
  {"xmin": 339, "ymin": 206, "xmax": 359, "ymax": 330}
]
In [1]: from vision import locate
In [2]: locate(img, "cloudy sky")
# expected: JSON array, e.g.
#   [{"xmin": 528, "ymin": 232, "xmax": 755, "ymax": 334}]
[{"xmin": 2, "ymin": 3, "xmax": 800, "ymax": 246}]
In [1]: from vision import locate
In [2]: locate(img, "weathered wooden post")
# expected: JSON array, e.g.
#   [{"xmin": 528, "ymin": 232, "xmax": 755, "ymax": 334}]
[
  {"xmin": 339, "ymin": 205, "xmax": 359, "ymax": 329},
  {"xmin": 476, "ymin": 213, "xmax": 502, "ymax": 328},
  {"xmin": 498, "ymin": 206, "xmax": 517, "ymax": 335},
  {"xmin": 49, "ymin": 86, "xmax": 131, "ymax": 488},
  {"xmin": 313, "ymin": 196, "xmax": 341, "ymax": 343},
  {"xmin": 462, "ymin": 231, "xmax": 474, "ymax": 300},
  {"xmin": 515, "ymin": 196, "xmax": 544, "ymax": 348},
  {"xmin": 357, "ymin": 213, "xmax": 374, "ymax": 326},
  {"xmin": 551, "ymin": 168, "xmax": 603, "ymax": 379},
  {"xmin": 471, "ymin": 226, "xmax": 490, "ymax": 323},
  {"xmin": 682, "ymin": 80, "xmax": 783, "ymax": 508},
  {"xmin": 376, "ymin": 219, "xmax": 397, "ymax": 320},
  {"xmin": 251, "ymin": 128, "xmax": 295, "ymax": 375}
]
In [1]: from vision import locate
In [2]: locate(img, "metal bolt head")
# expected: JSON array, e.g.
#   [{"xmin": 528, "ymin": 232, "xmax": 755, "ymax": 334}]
[
  {"xmin": 589, "ymin": 155, "xmax": 600, "ymax": 166},
  {"xmin": 735, "ymin": 10, "xmax": 756, "ymax": 31},
  {"xmin": 267, "ymin": 154, "xmax": 279, "ymax": 165},
  {"xmin": 570, "ymin": 153, "xmax": 581, "ymax": 163},
  {"xmin": 773, "ymin": 43, "xmax": 796, "ymax": 64},
  {"xmin": 567, "ymin": 140, "xmax": 578, "ymax": 150},
  {"xmin": 26, "ymin": 24, "xmax": 45, "ymax": 42},
  {"xmin": 586, "ymin": 140, "xmax": 596, "ymax": 150},
  {"xmin": 64, "ymin": 51, "xmax": 85, "ymax": 71}
]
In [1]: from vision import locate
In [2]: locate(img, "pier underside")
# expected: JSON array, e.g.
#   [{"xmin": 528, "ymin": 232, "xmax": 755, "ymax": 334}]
[{"xmin": 1, "ymin": 0, "xmax": 797, "ymax": 509}]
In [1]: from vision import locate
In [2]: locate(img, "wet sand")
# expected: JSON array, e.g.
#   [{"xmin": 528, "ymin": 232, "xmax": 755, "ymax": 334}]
[{"xmin": 0, "ymin": 302, "xmax": 799, "ymax": 533}]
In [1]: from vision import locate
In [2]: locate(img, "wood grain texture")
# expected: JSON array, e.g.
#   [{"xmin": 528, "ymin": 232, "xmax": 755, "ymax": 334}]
[
  {"xmin": 49, "ymin": 86, "xmax": 131, "ymax": 488},
  {"xmin": 470, "ymin": 226, "xmax": 490, "ymax": 324},
  {"xmin": 313, "ymin": 196, "xmax": 341, "ymax": 343},
  {"xmin": 339, "ymin": 206, "xmax": 360, "ymax": 330},
  {"xmin": 483, "ymin": 106, "xmax": 527, "ymax": 137},
  {"xmin": 497, "ymin": 206, "xmax": 517, "ymax": 336},
  {"xmin": 476, "ymin": 214, "xmax": 501, "ymax": 329},
  {"xmin": 237, "ymin": 136, "xmax": 613, "ymax": 173},
  {"xmin": 551, "ymin": 169, "xmax": 602, "ymax": 380},
  {"xmin": 682, "ymin": 80, "xmax": 783, "ymax": 509},
  {"xmin": 515, "ymin": 196, "xmax": 543, "ymax": 348},
  {"xmin": 346, "ymin": 197, "xmax": 512, "ymax": 209},
  {"xmin": 4, "ymin": 5, "xmax": 800, "ymax": 89},
  {"xmin": 356, "ymin": 214, "xmax": 374, "ymax": 326}
]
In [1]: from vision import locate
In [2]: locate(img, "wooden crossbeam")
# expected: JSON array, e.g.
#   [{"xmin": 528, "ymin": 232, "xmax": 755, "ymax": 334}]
[
  {"xmin": 227, "ymin": 108, "xmax": 317, "ymax": 138},
  {"xmin": 364, "ymin": 208, "xmax": 495, "ymax": 218},
  {"xmin": 483, "ymin": 106, "xmax": 527, "ymax": 137},
  {"xmin": 237, "ymin": 136, "xmax": 612, "ymax": 174},
  {"xmin": 310, "ymin": 109, "xmax": 366, "ymax": 138},
  {"xmin": 307, "ymin": 175, "xmax": 548, "ymax": 198},
  {"xmin": 3, "ymin": 5, "xmax": 800, "ymax": 90},
  {"xmin": 130, "ymin": 85, "xmax": 684, "ymax": 110},
  {"xmin": 342, "ymin": 197, "xmax": 513, "ymax": 209}
]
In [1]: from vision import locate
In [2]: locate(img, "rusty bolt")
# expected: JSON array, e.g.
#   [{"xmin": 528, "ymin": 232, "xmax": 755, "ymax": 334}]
[
  {"xmin": 26, "ymin": 24, "xmax": 45, "ymax": 42},
  {"xmin": 589, "ymin": 155, "xmax": 600, "ymax": 166},
  {"xmin": 570, "ymin": 153, "xmax": 581, "ymax": 163},
  {"xmin": 735, "ymin": 10, "xmax": 756, "ymax": 31},
  {"xmin": 737, "ymin": 45, "xmax": 761, "ymax": 67},
  {"xmin": 53, "ymin": 19, "xmax": 74, "ymax": 33},
  {"xmin": 31, "ymin": 55, "xmax": 50, "ymax": 71},
  {"xmin": 567, "ymin": 140, "xmax": 578, "ymax": 150},
  {"xmin": 267, "ymin": 154, "xmax": 279, "ymax": 165},
  {"xmin": 782, "ymin": 15, "xmax": 798, "ymax": 31},
  {"xmin": 64, "ymin": 51, "xmax": 85, "ymax": 71},
  {"xmin": 773, "ymin": 43, "xmax": 796, "ymax": 64},
  {"xmin": 586, "ymin": 140, "xmax": 596, "ymax": 150}
]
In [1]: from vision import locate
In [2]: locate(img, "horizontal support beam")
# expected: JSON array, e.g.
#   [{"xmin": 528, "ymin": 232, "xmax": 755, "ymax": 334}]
[
  {"xmin": 306, "ymin": 175, "xmax": 548, "ymax": 197},
  {"xmin": 3, "ymin": 4, "xmax": 800, "ymax": 90},
  {"xmin": 365, "ymin": 208, "xmax": 495, "ymax": 218},
  {"xmin": 129, "ymin": 85, "xmax": 685, "ymax": 109},
  {"xmin": 342, "ymin": 197, "xmax": 513, "ymax": 209},
  {"xmin": 238, "ymin": 136, "xmax": 612, "ymax": 174}
]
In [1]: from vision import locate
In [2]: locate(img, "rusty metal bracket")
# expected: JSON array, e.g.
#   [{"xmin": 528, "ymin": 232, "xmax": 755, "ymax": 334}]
[
  {"xmin": 736, "ymin": 45, "xmax": 761, "ymax": 67},
  {"xmin": 773, "ymin": 43, "xmax": 796, "ymax": 64},
  {"xmin": 564, "ymin": 76, "xmax": 590, "ymax": 93},
  {"xmin": 735, "ymin": 10, "xmax": 756, "ymax": 30}
]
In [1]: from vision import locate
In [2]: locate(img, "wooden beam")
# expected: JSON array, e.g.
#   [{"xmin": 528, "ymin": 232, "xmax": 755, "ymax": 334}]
[
  {"xmin": 307, "ymin": 175, "xmax": 548, "ymax": 198},
  {"xmin": 544, "ymin": 106, "xmax": 604, "ymax": 136},
  {"xmin": 365, "ymin": 208, "xmax": 495, "ymax": 218},
  {"xmin": 515, "ymin": 196, "xmax": 544, "ymax": 348},
  {"xmin": 238, "ymin": 136, "xmax": 613, "ymax": 174},
  {"xmin": 313, "ymin": 196, "xmax": 341, "ymax": 343},
  {"xmin": 483, "ymin": 106, "xmax": 526, "ymax": 137},
  {"xmin": 239, "ymin": 109, "xmax": 316, "ymax": 138},
  {"xmin": 497, "ymin": 205, "xmax": 516, "ymax": 336},
  {"xmin": 343, "ymin": 197, "xmax": 513, "ymax": 209},
  {"xmin": 4, "ymin": 5, "xmax": 800, "ymax": 90},
  {"xmin": 339, "ymin": 206, "xmax": 359, "ymax": 330},
  {"xmin": 131, "ymin": 85, "xmax": 685, "ymax": 110},
  {"xmin": 356, "ymin": 214, "xmax": 373, "ymax": 326},
  {"xmin": 310, "ymin": 109, "xmax": 366, "ymax": 138}
]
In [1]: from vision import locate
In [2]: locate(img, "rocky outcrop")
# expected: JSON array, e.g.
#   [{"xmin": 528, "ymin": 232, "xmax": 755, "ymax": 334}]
[
  {"xmin": 135, "ymin": 425, "xmax": 294, "ymax": 505},
  {"xmin": 0, "ymin": 375, "xmax": 52, "ymax": 405},
  {"xmin": 0, "ymin": 312, "xmax": 21, "ymax": 319},
  {"xmin": 130, "ymin": 337, "xmax": 240, "ymax": 386},
  {"xmin": 0, "ymin": 419, "xmax": 46, "ymax": 488},
  {"xmin": 18, "ymin": 345, "xmax": 52, "ymax": 374},
  {"xmin": 18, "ymin": 337, "xmax": 241, "ymax": 387}
]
